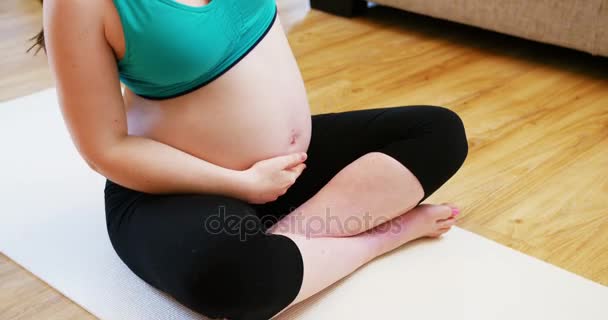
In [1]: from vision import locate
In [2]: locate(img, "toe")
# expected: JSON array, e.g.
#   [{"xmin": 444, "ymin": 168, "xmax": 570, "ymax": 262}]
[
  {"xmin": 435, "ymin": 226, "xmax": 453, "ymax": 236},
  {"xmin": 438, "ymin": 217, "xmax": 456, "ymax": 229},
  {"xmin": 438, "ymin": 227, "xmax": 452, "ymax": 236},
  {"xmin": 431, "ymin": 204, "xmax": 454, "ymax": 220},
  {"xmin": 428, "ymin": 227, "xmax": 451, "ymax": 238},
  {"xmin": 441, "ymin": 202, "xmax": 460, "ymax": 217}
]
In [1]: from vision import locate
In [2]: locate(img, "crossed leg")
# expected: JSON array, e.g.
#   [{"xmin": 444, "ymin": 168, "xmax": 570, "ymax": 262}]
[
  {"xmin": 270, "ymin": 151, "xmax": 427, "ymax": 237},
  {"xmin": 104, "ymin": 105, "xmax": 468, "ymax": 320},
  {"xmin": 260, "ymin": 106, "xmax": 469, "ymax": 311}
]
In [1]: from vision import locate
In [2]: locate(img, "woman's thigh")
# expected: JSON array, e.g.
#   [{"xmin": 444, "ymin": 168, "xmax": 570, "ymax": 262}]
[
  {"xmin": 104, "ymin": 181, "xmax": 304, "ymax": 320},
  {"xmin": 255, "ymin": 105, "xmax": 468, "ymax": 223}
]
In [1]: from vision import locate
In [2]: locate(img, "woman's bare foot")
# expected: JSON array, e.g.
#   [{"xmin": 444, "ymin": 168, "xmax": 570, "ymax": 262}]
[{"xmin": 364, "ymin": 203, "xmax": 460, "ymax": 256}]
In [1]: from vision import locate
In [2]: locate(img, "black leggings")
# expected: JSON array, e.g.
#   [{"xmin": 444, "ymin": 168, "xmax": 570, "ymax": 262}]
[{"xmin": 104, "ymin": 106, "xmax": 468, "ymax": 320}]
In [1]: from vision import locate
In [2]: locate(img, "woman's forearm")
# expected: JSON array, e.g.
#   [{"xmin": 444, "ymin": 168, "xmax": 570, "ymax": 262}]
[{"xmin": 91, "ymin": 135, "xmax": 246, "ymax": 197}]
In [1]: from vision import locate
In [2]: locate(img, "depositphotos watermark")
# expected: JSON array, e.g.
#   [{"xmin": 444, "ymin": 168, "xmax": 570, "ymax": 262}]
[{"xmin": 203, "ymin": 206, "xmax": 404, "ymax": 240}]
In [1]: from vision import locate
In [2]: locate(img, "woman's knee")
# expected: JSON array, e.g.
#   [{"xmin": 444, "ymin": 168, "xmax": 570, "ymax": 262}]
[
  {"xmin": 381, "ymin": 105, "xmax": 468, "ymax": 199},
  {"xmin": 389, "ymin": 105, "xmax": 468, "ymax": 159},
  {"xmin": 173, "ymin": 233, "xmax": 304, "ymax": 320},
  {"xmin": 423, "ymin": 105, "xmax": 469, "ymax": 163}
]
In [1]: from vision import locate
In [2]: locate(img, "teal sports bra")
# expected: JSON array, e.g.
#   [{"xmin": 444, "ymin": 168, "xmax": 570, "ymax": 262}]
[{"xmin": 112, "ymin": 0, "xmax": 278, "ymax": 99}]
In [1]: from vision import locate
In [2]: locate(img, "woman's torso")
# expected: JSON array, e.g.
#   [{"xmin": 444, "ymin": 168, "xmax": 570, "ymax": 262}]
[{"xmin": 105, "ymin": 0, "xmax": 311, "ymax": 171}]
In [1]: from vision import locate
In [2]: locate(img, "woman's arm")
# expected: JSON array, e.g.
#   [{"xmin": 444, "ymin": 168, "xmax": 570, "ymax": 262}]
[{"xmin": 43, "ymin": 0, "xmax": 245, "ymax": 196}]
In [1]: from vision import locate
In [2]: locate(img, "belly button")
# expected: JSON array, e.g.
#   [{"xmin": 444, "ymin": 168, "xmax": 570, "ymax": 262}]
[{"xmin": 289, "ymin": 131, "xmax": 299, "ymax": 145}]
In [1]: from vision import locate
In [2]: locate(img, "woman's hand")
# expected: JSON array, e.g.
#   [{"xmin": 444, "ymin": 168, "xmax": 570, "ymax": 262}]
[{"xmin": 238, "ymin": 152, "xmax": 308, "ymax": 204}]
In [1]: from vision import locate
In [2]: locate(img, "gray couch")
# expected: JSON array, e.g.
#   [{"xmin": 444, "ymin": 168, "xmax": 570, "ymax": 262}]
[{"xmin": 312, "ymin": 0, "xmax": 608, "ymax": 57}]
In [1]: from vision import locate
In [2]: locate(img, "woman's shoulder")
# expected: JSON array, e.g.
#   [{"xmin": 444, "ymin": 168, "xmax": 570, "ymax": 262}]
[
  {"xmin": 43, "ymin": 0, "xmax": 106, "ymax": 19},
  {"xmin": 44, "ymin": 0, "xmax": 123, "ymax": 59},
  {"xmin": 43, "ymin": 0, "xmax": 106, "ymax": 34}
]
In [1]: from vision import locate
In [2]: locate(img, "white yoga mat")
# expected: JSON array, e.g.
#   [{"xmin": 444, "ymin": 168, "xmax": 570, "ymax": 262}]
[{"xmin": 1, "ymin": 88, "xmax": 606, "ymax": 320}]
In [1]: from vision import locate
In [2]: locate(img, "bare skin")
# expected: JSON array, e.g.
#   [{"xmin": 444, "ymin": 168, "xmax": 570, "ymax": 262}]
[
  {"xmin": 279, "ymin": 202, "xmax": 458, "ymax": 309},
  {"xmin": 43, "ymin": 0, "xmax": 460, "ymax": 317},
  {"xmin": 112, "ymin": 6, "xmax": 312, "ymax": 171}
]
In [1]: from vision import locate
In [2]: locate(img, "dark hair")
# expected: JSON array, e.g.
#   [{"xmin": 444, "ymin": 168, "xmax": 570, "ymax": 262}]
[{"xmin": 28, "ymin": 0, "xmax": 45, "ymax": 55}]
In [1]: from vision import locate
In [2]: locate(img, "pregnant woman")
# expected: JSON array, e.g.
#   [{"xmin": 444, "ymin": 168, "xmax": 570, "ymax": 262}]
[{"xmin": 36, "ymin": 0, "xmax": 468, "ymax": 319}]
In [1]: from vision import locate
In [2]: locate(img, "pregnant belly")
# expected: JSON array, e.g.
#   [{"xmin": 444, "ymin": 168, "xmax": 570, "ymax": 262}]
[
  {"xmin": 125, "ymin": 96, "xmax": 312, "ymax": 171},
  {"xmin": 122, "ymin": 17, "xmax": 312, "ymax": 171},
  {"xmin": 130, "ymin": 102, "xmax": 311, "ymax": 171}
]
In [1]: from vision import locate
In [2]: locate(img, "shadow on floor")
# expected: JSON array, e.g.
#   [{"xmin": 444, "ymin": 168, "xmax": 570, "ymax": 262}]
[{"xmin": 351, "ymin": 5, "xmax": 608, "ymax": 81}]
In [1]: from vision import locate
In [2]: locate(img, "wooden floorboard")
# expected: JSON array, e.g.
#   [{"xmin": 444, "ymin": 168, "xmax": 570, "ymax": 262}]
[{"xmin": 1, "ymin": 0, "xmax": 606, "ymax": 318}]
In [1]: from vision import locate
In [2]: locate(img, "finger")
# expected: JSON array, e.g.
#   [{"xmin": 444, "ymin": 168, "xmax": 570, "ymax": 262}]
[
  {"xmin": 286, "ymin": 163, "xmax": 306, "ymax": 174},
  {"xmin": 286, "ymin": 163, "xmax": 306, "ymax": 180},
  {"xmin": 279, "ymin": 188, "xmax": 288, "ymax": 196},
  {"xmin": 277, "ymin": 152, "xmax": 307, "ymax": 169}
]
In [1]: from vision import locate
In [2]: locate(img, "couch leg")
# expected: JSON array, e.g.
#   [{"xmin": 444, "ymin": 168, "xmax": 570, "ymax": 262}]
[{"xmin": 310, "ymin": 0, "xmax": 367, "ymax": 17}]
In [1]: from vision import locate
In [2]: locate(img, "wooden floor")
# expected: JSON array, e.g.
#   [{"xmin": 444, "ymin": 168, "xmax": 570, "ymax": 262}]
[{"xmin": 1, "ymin": 0, "xmax": 607, "ymax": 318}]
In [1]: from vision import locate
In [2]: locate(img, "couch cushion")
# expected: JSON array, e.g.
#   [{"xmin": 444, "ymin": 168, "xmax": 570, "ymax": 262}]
[{"xmin": 373, "ymin": 0, "xmax": 608, "ymax": 57}]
